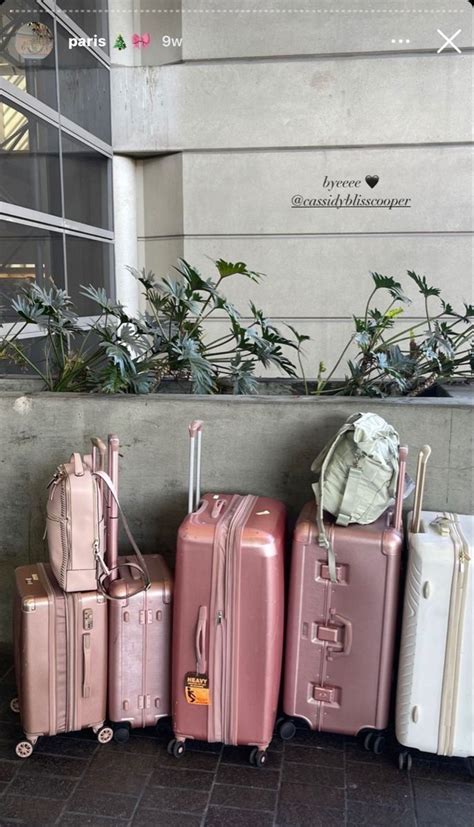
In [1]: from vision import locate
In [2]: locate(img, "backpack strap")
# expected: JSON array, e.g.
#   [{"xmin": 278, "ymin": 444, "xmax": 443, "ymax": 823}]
[
  {"xmin": 312, "ymin": 421, "xmax": 355, "ymax": 583},
  {"xmin": 94, "ymin": 470, "xmax": 151, "ymax": 598},
  {"xmin": 336, "ymin": 465, "xmax": 363, "ymax": 527}
]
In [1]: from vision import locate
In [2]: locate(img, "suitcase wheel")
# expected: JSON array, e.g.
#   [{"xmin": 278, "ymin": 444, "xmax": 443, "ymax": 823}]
[
  {"xmin": 465, "ymin": 758, "xmax": 474, "ymax": 778},
  {"xmin": 398, "ymin": 750, "xmax": 412, "ymax": 772},
  {"xmin": 96, "ymin": 726, "xmax": 114, "ymax": 744},
  {"xmin": 277, "ymin": 719, "xmax": 296, "ymax": 742},
  {"xmin": 249, "ymin": 748, "xmax": 267, "ymax": 768},
  {"xmin": 10, "ymin": 697, "xmax": 20, "ymax": 715},
  {"xmin": 363, "ymin": 731, "xmax": 385, "ymax": 755},
  {"xmin": 113, "ymin": 724, "xmax": 131, "ymax": 744},
  {"xmin": 167, "ymin": 738, "xmax": 185, "ymax": 758},
  {"xmin": 15, "ymin": 740, "xmax": 34, "ymax": 759}
]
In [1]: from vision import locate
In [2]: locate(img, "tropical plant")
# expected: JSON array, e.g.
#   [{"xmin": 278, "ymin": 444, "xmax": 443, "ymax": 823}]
[
  {"xmin": 0, "ymin": 259, "xmax": 304, "ymax": 394},
  {"xmin": 315, "ymin": 270, "xmax": 473, "ymax": 397}
]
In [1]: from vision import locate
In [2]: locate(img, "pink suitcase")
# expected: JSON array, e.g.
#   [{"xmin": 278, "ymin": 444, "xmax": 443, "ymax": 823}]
[
  {"xmin": 281, "ymin": 446, "xmax": 408, "ymax": 752},
  {"xmin": 100, "ymin": 434, "xmax": 173, "ymax": 743},
  {"xmin": 12, "ymin": 562, "xmax": 111, "ymax": 758},
  {"xmin": 168, "ymin": 421, "xmax": 286, "ymax": 768}
]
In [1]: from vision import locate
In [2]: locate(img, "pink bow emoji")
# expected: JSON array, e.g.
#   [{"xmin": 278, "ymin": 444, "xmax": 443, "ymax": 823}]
[{"xmin": 132, "ymin": 33, "xmax": 151, "ymax": 48}]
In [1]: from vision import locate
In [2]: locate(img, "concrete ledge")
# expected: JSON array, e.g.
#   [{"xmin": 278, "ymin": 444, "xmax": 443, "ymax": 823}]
[
  {"xmin": 0, "ymin": 390, "xmax": 472, "ymax": 641},
  {"xmin": 111, "ymin": 55, "xmax": 471, "ymax": 153}
]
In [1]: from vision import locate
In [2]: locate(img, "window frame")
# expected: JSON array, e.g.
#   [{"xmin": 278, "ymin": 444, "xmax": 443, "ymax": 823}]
[{"xmin": 0, "ymin": 0, "xmax": 114, "ymax": 339}]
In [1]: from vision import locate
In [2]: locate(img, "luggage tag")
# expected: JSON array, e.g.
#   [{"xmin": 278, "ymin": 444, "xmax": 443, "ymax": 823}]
[{"xmin": 185, "ymin": 673, "xmax": 210, "ymax": 705}]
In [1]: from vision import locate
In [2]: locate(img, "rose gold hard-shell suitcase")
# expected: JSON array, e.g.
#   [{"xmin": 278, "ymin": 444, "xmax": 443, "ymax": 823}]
[
  {"xmin": 169, "ymin": 421, "xmax": 286, "ymax": 768},
  {"xmin": 281, "ymin": 447, "xmax": 407, "ymax": 751},
  {"xmin": 12, "ymin": 562, "xmax": 110, "ymax": 758},
  {"xmin": 102, "ymin": 435, "xmax": 173, "ymax": 742}
]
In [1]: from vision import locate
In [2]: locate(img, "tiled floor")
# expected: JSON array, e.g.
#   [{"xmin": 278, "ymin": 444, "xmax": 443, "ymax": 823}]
[{"xmin": 0, "ymin": 651, "xmax": 472, "ymax": 827}]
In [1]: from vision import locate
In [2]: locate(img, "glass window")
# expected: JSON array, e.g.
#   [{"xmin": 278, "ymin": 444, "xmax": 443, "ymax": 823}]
[
  {"xmin": 56, "ymin": 23, "xmax": 111, "ymax": 144},
  {"xmin": 66, "ymin": 235, "xmax": 114, "ymax": 315},
  {"xmin": 56, "ymin": 0, "xmax": 109, "ymax": 47},
  {"xmin": 0, "ymin": 1, "xmax": 57, "ymax": 111},
  {"xmin": 0, "ymin": 219, "xmax": 65, "ymax": 322},
  {"xmin": 62, "ymin": 132, "xmax": 112, "ymax": 230},
  {"xmin": 0, "ymin": 96, "xmax": 62, "ymax": 216}
]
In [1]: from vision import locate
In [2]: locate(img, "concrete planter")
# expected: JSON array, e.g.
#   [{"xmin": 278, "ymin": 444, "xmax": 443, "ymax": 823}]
[{"xmin": 0, "ymin": 387, "xmax": 472, "ymax": 642}]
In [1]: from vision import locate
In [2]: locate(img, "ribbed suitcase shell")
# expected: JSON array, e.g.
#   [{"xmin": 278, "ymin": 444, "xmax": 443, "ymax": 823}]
[
  {"xmin": 108, "ymin": 554, "xmax": 173, "ymax": 729},
  {"xmin": 283, "ymin": 502, "xmax": 402, "ymax": 735},
  {"xmin": 396, "ymin": 512, "xmax": 473, "ymax": 758},
  {"xmin": 13, "ymin": 563, "xmax": 107, "ymax": 743},
  {"xmin": 172, "ymin": 493, "xmax": 285, "ymax": 750}
]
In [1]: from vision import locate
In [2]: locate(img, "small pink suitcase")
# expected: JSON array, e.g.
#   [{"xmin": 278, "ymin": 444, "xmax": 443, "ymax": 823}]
[
  {"xmin": 281, "ymin": 446, "xmax": 408, "ymax": 752},
  {"xmin": 168, "ymin": 421, "xmax": 286, "ymax": 767},
  {"xmin": 12, "ymin": 562, "xmax": 111, "ymax": 758},
  {"xmin": 100, "ymin": 434, "xmax": 173, "ymax": 743}
]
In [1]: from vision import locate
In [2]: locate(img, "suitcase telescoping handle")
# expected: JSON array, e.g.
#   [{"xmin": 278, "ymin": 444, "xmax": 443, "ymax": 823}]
[
  {"xmin": 411, "ymin": 444, "xmax": 432, "ymax": 533},
  {"xmin": 107, "ymin": 434, "xmax": 120, "ymax": 576},
  {"xmin": 91, "ymin": 437, "xmax": 107, "ymax": 500},
  {"xmin": 393, "ymin": 445, "xmax": 408, "ymax": 533},
  {"xmin": 188, "ymin": 420, "xmax": 203, "ymax": 514}
]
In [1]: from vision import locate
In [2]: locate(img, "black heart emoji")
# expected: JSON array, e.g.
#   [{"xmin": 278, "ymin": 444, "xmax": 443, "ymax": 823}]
[{"xmin": 365, "ymin": 175, "xmax": 379, "ymax": 189}]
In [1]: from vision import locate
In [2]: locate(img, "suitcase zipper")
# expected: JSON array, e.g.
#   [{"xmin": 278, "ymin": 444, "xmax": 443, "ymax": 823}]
[
  {"xmin": 209, "ymin": 500, "xmax": 238, "ymax": 744},
  {"xmin": 53, "ymin": 468, "xmax": 70, "ymax": 590},
  {"xmin": 437, "ymin": 514, "xmax": 470, "ymax": 756},
  {"xmin": 223, "ymin": 495, "xmax": 258, "ymax": 746}
]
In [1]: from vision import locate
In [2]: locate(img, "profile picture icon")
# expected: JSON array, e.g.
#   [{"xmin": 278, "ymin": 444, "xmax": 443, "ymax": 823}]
[{"xmin": 14, "ymin": 22, "xmax": 54, "ymax": 60}]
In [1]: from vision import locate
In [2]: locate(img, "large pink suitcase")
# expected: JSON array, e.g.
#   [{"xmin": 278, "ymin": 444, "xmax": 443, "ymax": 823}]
[
  {"xmin": 169, "ymin": 421, "xmax": 286, "ymax": 767},
  {"xmin": 12, "ymin": 562, "xmax": 111, "ymax": 758},
  {"xmin": 281, "ymin": 446, "xmax": 407, "ymax": 751},
  {"xmin": 102, "ymin": 435, "xmax": 173, "ymax": 743}
]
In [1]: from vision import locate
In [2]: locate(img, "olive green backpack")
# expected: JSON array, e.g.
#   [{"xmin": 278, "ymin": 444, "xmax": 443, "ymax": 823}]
[{"xmin": 312, "ymin": 412, "xmax": 401, "ymax": 581}]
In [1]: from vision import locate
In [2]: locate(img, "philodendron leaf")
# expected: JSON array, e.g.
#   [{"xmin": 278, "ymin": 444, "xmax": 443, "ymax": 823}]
[
  {"xmin": 407, "ymin": 270, "xmax": 441, "ymax": 298},
  {"xmin": 125, "ymin": 265, "xmax": 158, "ymax": 291},
  {"xmin": 174, "ymin": 260, "xmax": 207, "ymax": 292},
  {"xmin": 286, "ymin": 323, "xmax": 310, "ymax": 345},
  {"xmin": 172, "ymin": 337, "xmax": 216, "ymax": 394},
  {"xmin": 11, "ymin": 296, "xmax": 46, "ymax": 324},
  {"xmin": 355, "ymin": 331, "xmax": 370, "ymax": 347},
  {"xmin": 214, "ymin": 259, "xmax": 264, "ymax": 283},
  {"xmin": 100, "ymin": 342, "xmax": 135, "ymax": 378},
  {"xmin": 371, "ymin": 272, "xmax": 410, "ymax": 303}
]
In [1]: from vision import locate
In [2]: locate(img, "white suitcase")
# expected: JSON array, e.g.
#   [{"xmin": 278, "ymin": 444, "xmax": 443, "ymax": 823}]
[{"xmin": 395, "ymin": 447, "xmax": 473, "ymax": 770}]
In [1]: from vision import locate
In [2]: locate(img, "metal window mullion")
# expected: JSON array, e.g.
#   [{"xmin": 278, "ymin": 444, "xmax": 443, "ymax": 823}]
[
  {"xmin": 0, "ymin": 79, "xmax": 60, "ymax": 129},
  {"xmin": 0, "ymin": 85, "xmax": 112, "ymax": 159},
  {"xmin": 59, "ymin": 115, "xmax": 112, "ymax": 158},
  {"xmin": 0, "ymin": 202, "xmax": 114, "ymax": 242}
]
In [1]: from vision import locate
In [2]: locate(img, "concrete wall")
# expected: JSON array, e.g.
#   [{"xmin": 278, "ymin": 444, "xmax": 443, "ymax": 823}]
[
  {"xmin": 0, "ymin": 391, "xmax": 472, "ymax": 642},
  {"xmin": 110, "ymin": 0, "xmax": 473, "ymax": 375}
]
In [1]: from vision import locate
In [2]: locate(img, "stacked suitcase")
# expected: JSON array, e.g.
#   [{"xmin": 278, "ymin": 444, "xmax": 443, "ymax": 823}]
[
  {"xmin": 12, "ymin": 443, "xmax": 113, "ymax": 757},
  {"xmin": 12, "ymin": 433, "xmax": 173, "ymax": 756}
]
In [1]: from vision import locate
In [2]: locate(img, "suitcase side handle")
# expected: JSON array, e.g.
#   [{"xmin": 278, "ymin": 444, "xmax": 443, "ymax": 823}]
[
  {"xmin": 393, "ymin": 445, "xmax": 408, "ymax": 533},
  {"xmin": 411, "ymin": 445, "xmax": 432, "ymax": 534},
  {"xmin": 188, "ymin": 420, "xmax": 203, "ymax": 514},
  {"xmin": 328, "ymin": 612, "xmax": 352, "ymax": 659},
  {"xmin": 82, "ymin": 633, "xmax": 91, "ymax": 699},
  {"xmin": 195, "ymin": 605, "xmax": 208, "ymax": 675}
]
